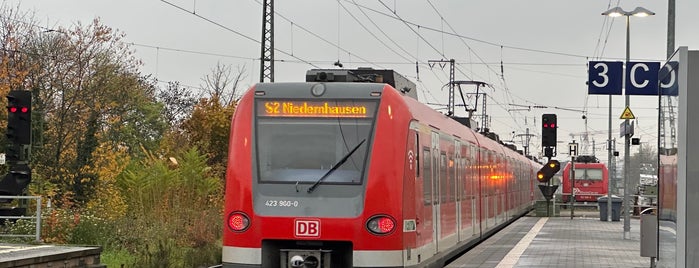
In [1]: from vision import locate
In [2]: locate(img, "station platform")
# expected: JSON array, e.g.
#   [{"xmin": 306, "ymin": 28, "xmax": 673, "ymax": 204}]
[
  {"xmin": 0, "ymin": 243, "xmax": 104, "ymax": 267},
  {"xmin": 446, "ymin": 211, "xmax": 651, "ymax": 268}
]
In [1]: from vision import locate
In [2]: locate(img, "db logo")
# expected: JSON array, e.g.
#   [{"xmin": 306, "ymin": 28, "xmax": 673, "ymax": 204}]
[{"xmin": 294, "ymin": 219, "xmax": 320, "ymax": 237}]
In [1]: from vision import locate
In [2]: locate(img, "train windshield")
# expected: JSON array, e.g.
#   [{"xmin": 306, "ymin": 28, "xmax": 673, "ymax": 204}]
[
  {"xmin": 254, "ymin": 100, "xmax": 378, "ymax": 184},
  {"xmin": 574, "ymin": 168, "xmax": 603, "ymax": 181}
]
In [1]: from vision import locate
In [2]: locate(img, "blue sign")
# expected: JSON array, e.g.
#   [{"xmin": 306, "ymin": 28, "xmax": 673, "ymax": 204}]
[
  {"xmin": 659, "ymin": 60, "xmax": 679, "ymax": 96},
  {"xmin": 588, "ymin": 61, "xmax": 622, "ymax": 95},
  {"xmin": 625, "ymin": 62, "xmax": 660, "ymax": 95}
]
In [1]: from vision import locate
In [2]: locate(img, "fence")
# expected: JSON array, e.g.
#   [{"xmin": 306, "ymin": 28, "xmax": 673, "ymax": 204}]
[
  {"xmin": 0, "ymin": 195, "xmax": 41, "ymax": 242},
  {"xmin": 536, "ymin": 193, "xmax": 657, "ymax": 217}
]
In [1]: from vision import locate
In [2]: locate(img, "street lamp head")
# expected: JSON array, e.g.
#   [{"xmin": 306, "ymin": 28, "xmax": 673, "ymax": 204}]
[
  {"xmin": 602, "ymin": 6, "xmax": 655, "ymax": 17},
  {"xmin": 630, "ymin": 7, "xmax": 655, "ymax": 17},
  {"xmin": 602, "ymin": 7, "xmax": 626, "ymax": 17}
]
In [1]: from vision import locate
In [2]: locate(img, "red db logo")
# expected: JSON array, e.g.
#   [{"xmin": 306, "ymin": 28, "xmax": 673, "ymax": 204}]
[{"xmin": 295, "ymin": 219, "xmax": 320, "ymax": 237}]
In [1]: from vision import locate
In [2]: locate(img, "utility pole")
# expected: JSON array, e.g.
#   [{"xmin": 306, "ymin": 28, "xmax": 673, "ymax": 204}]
[
  {"xmin": 428, "ymin": 59, "xmax": 455, "ymax": 115},
  {"xmin": 516, "ymin": 128, "xmax": 535, "ymax": 156},
  {"xmin": 427, "ymin": 60, "xmax": 487, "ymax": 130},
  {"xmin": 260, "ymin": 0, "xmax": 274, "ymax": 82}
]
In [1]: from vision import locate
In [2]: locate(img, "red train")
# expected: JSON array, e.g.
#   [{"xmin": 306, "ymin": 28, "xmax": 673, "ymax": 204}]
[
  {"xmin": 222, "ymin": 69, "xmax": 540, "ymax": 268},
  {"xmin": 560, "ymin": 156, "xmax": 609, "ymax": 203},
  {"xmin": 658, "ymin": 153, "xmax": 677, "ymax": 222}
]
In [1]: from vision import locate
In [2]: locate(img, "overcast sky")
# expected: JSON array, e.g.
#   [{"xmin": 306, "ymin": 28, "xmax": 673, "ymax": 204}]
[{"xmin": 5, "ymin": 0, "xmax": 698, "ymax": 163}]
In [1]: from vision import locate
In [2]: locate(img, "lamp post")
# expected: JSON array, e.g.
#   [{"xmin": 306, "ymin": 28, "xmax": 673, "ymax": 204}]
[{"xmin": 602, "ymin": 6, "xmax": 655, "ymax": 240}]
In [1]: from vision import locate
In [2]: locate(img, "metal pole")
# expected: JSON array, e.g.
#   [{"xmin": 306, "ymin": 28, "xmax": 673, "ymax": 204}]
[
  {"xmin": 623, "ymin": 15, "xmax": 631, "ymax": 239},
  {"xmin": 608, "ymin": 95, "xmax": 613, "ymax": 222},
  {"xmin": 667, "ymin": 0, "xmax": 676, "ymax": 58},
  {"xmin": 547, "ymin": 178, "xmax": 551, "ymax": 217},
  {"xmin": 571, "ymin": 156, "xmax": 575, "ymax": 219},
  {"xmin": 35, "ymin": 196, "xmax": 41, "ymax": 242}
]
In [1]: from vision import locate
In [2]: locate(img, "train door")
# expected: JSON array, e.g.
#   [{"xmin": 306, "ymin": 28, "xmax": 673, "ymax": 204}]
[
  {"xmin": 482, "ymin": 150, "xmax": 489, "ymax": 230},
  {"xmin": 431, "ymin": 131, "xmax": 440, "ymax": 255},
  {"xmin": 419, "ymin": 144, "xmax": 433, "ymax": 260},
  {"xmin": 486, "ymin": 151, "xmax": 495, "ymax": 229},
  {"xmin": 455, "ymin": 141, "xmax": 462, "ymax": 242},
  {"xmin": 494, "ymin": 154, "xmax": 500, "ymax": 225},
  {"xmin": 470, "ymin": 145, "xmax": 478, "ymax": 237},
  {"xmin": 475, "ymin": 146, "xmax": 483, "ymax": 236}
]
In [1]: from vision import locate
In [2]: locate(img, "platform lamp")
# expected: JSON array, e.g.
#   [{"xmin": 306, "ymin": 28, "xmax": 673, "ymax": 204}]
[{"xmin": 601, "ymin": 6, "xmax": 654, "ymax": 239}]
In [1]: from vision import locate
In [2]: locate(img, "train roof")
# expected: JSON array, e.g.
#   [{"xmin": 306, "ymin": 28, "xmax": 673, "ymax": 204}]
[{"xmin": 306, "ymin": 68, "xmax": 417, "ymax": 99}]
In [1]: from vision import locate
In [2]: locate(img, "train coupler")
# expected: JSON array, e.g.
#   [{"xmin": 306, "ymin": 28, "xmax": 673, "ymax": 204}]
[{"xmin": 280, "ymin": 249, "xmax": 332, "ymax": 268}]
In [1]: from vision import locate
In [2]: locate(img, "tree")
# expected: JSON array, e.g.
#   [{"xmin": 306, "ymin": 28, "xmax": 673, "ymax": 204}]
[
  {"xmin": 201, "ymin": 61, "xmax": 246, "ymax": 106},
  {"xmin": 3, "ymin": 16, "xmax": 168, "ymax": 204},
  {"xmin": 174, "ymin": 62, "xmax": 245, "ymax": 178},
  {"xmin": 157, "ymin": 79, "xmax": 197, "ymax": 129}
]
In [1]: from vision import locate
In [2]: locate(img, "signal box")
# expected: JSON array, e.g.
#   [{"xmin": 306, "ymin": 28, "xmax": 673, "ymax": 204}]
[
  {"xmin": 542, "ymin": 114, "xmax": 557, "ymax": 147},
  {"xmin": 6, "ymin": 90, "xmax": 31, "ymax": 145}
]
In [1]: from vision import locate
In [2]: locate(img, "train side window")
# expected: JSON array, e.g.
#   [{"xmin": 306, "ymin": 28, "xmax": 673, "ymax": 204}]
[
  {"xmin": 440, "ymin": 152, "xmax": 448, "ymax": 203},
  {"xmin": 423, "ymin": 147, "xmax": 432, "ymax": 205},
  {"xmin": 415, "ymin": 133, "xmax": 420, "ymax": 177},
  {"xmin": 449, "ymin": 156, "xmax": 456, "ymax": 202},
  {"xmin": 457, "ymin": 158, "xmax": 464, "ymax": 202}
]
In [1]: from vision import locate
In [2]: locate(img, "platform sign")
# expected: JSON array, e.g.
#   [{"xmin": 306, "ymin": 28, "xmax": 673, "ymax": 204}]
[
  {"xmin": 625, "ymin": 62, "xmax": 660, "ymax": 95},
  {"xmin": 569, "ymin": 142, "xmax": 578, "ymax": 156},
  {"xmin": 588, "ymin": 61, "xmax": 623, "ymax": 95},
  {"xmin": 659, "ymin": 61, "xmax": 679, "ymax": 96}
]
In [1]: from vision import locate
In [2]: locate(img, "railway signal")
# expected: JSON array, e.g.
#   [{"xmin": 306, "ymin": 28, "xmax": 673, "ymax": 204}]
[
  {"xmin": 541, "ymin": 114, "xmax": 557, "ymax": 147},
  {"xmin": 536, "ymin": 159, "xmax": 560, "ymax": 183},
  {"xmin": 1, "ymin": 90, "xmax": 32, "ymax": 196},
  {"xmin": 6, "ymin": 90, "xmax": 32, "ymax": 145}
]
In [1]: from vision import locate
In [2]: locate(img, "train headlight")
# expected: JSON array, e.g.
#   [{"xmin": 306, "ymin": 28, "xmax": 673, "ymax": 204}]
[
  {"xmin": 227, "ymin": 211, "xmax": 250, "ymax": 232},
  {"xmin": 366, "ymin": 215, "xmax": 396, "ymax": 235}
]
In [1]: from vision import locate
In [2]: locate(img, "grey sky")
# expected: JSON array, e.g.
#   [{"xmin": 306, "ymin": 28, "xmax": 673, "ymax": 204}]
[{"xmin": 5, "ymin": 0, "xmax": 698, "ymax": 162}]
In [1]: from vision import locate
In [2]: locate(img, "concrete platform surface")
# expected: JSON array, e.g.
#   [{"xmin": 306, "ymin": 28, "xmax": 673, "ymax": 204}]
[
  {"xmin": 0, "ymin": 243, "xmax": 104, "ymax": 268},
  {"xmin": 447, "ymin": 215, "xmax": 651, "ymax": 268}
]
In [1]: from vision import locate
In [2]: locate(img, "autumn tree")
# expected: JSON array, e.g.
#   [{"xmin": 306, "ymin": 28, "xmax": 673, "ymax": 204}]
[
  {"xmin": 157, "ymin": 80, "xmax": 197, "ymax": 129},
  {"xmin": 0, "ymin": 4, "xmax": 37, "ymax": 170},
  {"xmin": 5, "ymin": 16, "xmax": 168, "ymax": 204},
  {"xmin": 177, "ymin": 62, "xmax": 245, "ymax": 178}
]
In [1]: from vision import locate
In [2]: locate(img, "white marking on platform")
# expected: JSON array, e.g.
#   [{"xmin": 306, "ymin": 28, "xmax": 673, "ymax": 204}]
[{"xmin": 495, "ymin": 217, "xmax": 548, "ymax": 268}]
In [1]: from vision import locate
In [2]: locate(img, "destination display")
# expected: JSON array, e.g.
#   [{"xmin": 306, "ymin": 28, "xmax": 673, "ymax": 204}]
[{"xmin": 257, "ymin": 100, "xmax": 377, "ymax": 118}]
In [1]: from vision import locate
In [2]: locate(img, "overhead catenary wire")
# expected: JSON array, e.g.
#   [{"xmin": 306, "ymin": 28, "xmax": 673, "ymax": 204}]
[
  {"xmin": 160, "ymin": 0, "xmax": 321, "ymax": 68},
  {"xmin": 250, "ymin": 0, "xmax": 388, "ymax": 69}
]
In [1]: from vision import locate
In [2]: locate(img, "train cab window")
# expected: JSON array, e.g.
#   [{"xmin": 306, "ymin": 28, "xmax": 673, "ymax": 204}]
[
  {"xmin": 256, "ymin": 116, "xmax": 374, "ymax": 184},
  {"xmin": 575, "ymin": 169, "xmax": 603, "ymax": 181}
]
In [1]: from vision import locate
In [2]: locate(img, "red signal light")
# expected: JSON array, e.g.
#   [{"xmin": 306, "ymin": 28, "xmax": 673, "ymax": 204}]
[
  {"xmin": 9, "ymin": 107, "xmax": 17, "ymax": 113},
  {"xmin": 543, "ymin": 123, "xmax": 549, "ymax": 128},
  {"xmin": 20, "ymin": 107, "xmax": 28, "ymax": 113},
  {"xmin": 550, "ymin": 123, "xmax": 556, "ymax": 128}
]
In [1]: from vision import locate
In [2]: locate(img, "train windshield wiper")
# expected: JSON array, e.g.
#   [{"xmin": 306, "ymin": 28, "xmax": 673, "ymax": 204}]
[{"xmin": 307, "ymin": 139, "xmax": 366, "ymax": 193}]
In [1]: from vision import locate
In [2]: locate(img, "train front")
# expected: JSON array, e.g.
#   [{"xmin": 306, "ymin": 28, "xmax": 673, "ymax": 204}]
[{"xmin": 223, "ymin": 76, "xmax": 410, "ymax": 268}]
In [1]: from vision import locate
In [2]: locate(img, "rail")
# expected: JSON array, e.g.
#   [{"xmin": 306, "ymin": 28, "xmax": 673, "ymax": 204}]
[{"xmin": 0, "ymin": 195, "xmax": 41, "ymax": 242}]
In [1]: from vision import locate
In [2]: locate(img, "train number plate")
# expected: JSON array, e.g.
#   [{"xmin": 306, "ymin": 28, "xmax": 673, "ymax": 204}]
[{"xmin": 294, "ymin": 219, "xmax": 320, "ymax": 237}]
